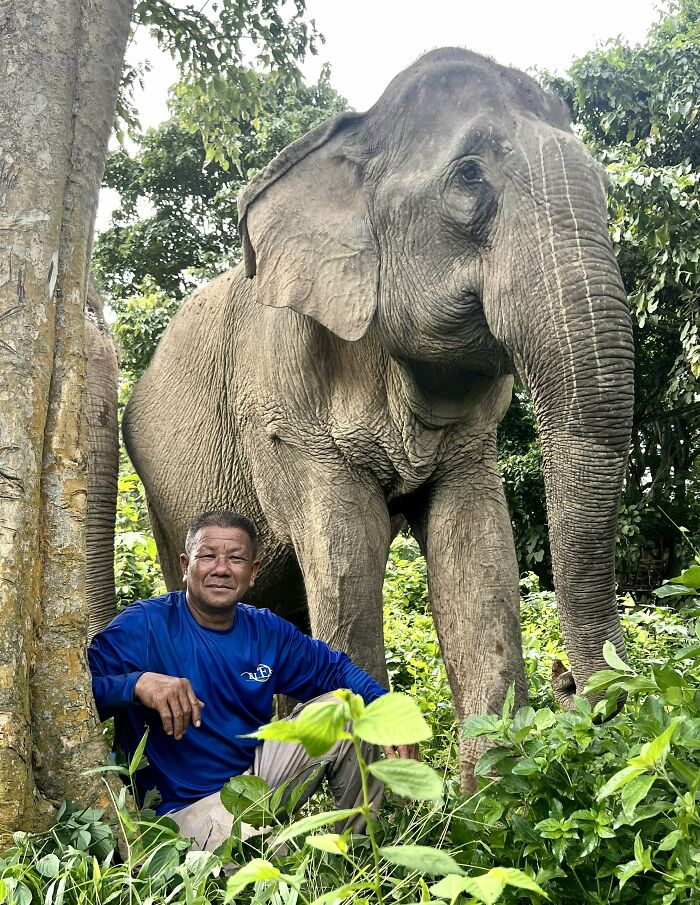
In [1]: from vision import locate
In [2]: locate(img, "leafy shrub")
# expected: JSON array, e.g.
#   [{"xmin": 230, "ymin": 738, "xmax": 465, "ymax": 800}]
[{"xmin": 460, "ymin": 624, "xmax": 700, "ymax": 903}]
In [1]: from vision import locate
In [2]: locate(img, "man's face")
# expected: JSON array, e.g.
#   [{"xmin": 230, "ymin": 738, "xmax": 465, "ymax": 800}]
[{"xmin": 180, "ymin": 526, "xmax": 260, "ymax": 625}]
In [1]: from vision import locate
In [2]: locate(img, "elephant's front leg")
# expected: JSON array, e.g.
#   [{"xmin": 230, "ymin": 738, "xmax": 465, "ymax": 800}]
[
  {"xmin": 263, "ymin": 462, "xmax": 393, "ymax": 686},
  {"xmin": 419, "ymin": 452, "xmax": 526, "ymax": 790}
]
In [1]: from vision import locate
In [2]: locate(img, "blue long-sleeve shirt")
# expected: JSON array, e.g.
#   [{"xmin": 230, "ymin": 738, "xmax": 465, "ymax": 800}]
[{"xmin": 88, "ymin": 591, "xmax": 387, "ymax": 814}]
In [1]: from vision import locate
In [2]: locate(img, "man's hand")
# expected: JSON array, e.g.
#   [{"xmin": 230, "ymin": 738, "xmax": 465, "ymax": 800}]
[
  {"xmin": 134, "ymin": 672, "xmax": 204, "ymax": 740},
  {"xmin": 383, "ymin": 743, "xmax": 420, "ymax": 760}
]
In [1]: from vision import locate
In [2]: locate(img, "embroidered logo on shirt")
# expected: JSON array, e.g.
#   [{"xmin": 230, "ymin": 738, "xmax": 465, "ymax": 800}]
[{"xmin": 241, "ymin": 663, "xmax": 273, "ymax": 683}]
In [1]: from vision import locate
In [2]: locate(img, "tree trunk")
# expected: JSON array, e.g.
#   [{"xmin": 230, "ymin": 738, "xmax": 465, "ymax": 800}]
[{"xmin": 0, "ymin": 0, "xmax": 133, "ymax": 831}]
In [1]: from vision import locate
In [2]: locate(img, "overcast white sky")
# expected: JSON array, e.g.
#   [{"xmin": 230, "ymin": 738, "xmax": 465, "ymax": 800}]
[
  {"xmin": 128, "ymin": 0, "xmax": 662, "ymax": 126},
  {"xmin": 97, "ymin": 1, "xmax": 662, "ymax": 230}
]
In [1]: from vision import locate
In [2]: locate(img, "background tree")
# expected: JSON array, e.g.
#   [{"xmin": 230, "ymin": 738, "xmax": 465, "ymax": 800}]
[
  {"xmin": 94, "ymin": 67, "xmax": 347, "ymax": 306},
  {"xmin": 0, "ymin": 0, "xmax": 318, "ymax": 831}
]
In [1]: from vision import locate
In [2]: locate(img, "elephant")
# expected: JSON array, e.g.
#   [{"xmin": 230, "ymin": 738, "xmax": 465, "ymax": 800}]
[
  {"xmin": 85, "ymin": 275, "xmax": 119, "ymax": 637},
  {"xmin": 122, "ymin": 47, "xmax": 634, "ymax": 785}
]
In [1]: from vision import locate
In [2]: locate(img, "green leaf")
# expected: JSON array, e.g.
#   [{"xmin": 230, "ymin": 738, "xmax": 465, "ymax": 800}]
[
  {"xmin": 129, "ymin": 729, "xmax": 150, "ymax": 777},
  {"xmin": 474, "ymin": 746, "xmax": 516, "ymax": 777},
  {"xmin": 249, "ymin": 701, "xmax": 351, "ymax": 756},
  {"xmin": 654, "ymin": 583, "xmax": 696, "ymax": 599},
  {"xmin": 657, "ymin": 829, "xmax": 682, "ymax": 852},
  {"xmin": 616, "ymin": 859, "xmax": 641, "ymax": 890},
  {"xmin": 621, "ymin": 774, "xmax": 656, "ymax": 817},
  {"xmin": 462, "ymin": 714, "xmax": 500, "ymax": 737},
  {"xmin": 598, "ymin": 765, "xmax": 646, "ymax": 800},
  {"xmin": 220, "ymin": 775, "xmax": 272, "ymax": 827},
  {"xmin": 670, "ymin": 565, "xmax": 700, "ymax": 589},
  {"xmin": 36, "ymin": 853, "xmax": 60, "ymax": 878},
  {"xmin": 502, "ymin": 683, "xmax": 516, "ymax": 721},
  {"xmin": 629, "ymin": 720, "xmax": 678, "ymax": 769},
  {"xmin": 602, "ymin": 640, "xmax": 632, "ymax": 673},
  {"xmin": 633, "ymin": 832, "xmax": 653, "ymax": 870},
  {"xmin": 273, "ymin": 808, "xmax": 363, "ymax": 847},
  {"xmin": 354, "ymin": 693, "xmax": 432, "ymax": 746},
  {"xmin": 368, "ymin": 758, "xmax": 442, "ymax": 800},
  {"xmin": 306, "ymin": 834, "xmax": 348, "ymax": 855},
  {"xmin": 582, "ymin": 669, "xmax": 626, "ymax": 695},
  {"xmin": 431, "ymin": 867, "xmax": 547, "ymax": 904},
  {"xmin": 380, "ymin": 845, "xmax": 464, "ymax": 876},
  {"xmin": 225, "ymin": 859, "xmax": 281, "ymax": 901}
]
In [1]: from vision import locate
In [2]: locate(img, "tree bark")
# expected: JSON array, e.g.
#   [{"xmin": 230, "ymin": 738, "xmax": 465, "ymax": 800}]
[{"xmin": 0, "ymin": 0, "xmax": 134, "ymax": 831}]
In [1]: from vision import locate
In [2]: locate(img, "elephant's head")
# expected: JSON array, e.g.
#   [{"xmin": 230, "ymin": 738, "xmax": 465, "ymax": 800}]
[{"xmin": 238, "ymin": 48, "xmax": 634, "ymax": 703}]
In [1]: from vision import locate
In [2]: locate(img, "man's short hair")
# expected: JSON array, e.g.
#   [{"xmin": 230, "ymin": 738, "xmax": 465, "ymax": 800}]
[{"xmin": 185, "ymin": 511, "xmax": 258, "ymax": 558}]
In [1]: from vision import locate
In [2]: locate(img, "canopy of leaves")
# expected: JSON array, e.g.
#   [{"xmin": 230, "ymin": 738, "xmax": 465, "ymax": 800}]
[
  {"xmin": 116, "ymin": 0, "xmax": 320, "ymax": 161},
  {"xmin": 94, "ymin": 67, "xmax": 347, "ymax": 302}
]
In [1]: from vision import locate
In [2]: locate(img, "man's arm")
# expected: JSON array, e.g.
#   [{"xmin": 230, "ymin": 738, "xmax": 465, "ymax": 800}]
[
  {"xmin": 273, "ymin": 619, "xmax": 388, "ymax": 704},
  {"xmin": 88, "ymin": 606, "xmax": 204, "ymax": 739},
  {"xmin": 270, "ymin": 616, "xmax": 421, "ymax": 760}
]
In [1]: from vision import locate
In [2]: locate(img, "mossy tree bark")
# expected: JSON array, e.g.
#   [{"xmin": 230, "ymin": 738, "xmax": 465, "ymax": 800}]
[{"xmin": 0, "ymin": 0, "xmax": 134, "ymax": 831}]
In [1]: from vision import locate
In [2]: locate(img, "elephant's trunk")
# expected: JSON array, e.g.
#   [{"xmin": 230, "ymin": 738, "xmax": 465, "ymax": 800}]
[
  {"xmin": 485, "ymin": 135, "xmax": 635, "ymax": 701},
  {"xmin": 518, "ymin": 268, "xmax": 634, "ymax": 702}
]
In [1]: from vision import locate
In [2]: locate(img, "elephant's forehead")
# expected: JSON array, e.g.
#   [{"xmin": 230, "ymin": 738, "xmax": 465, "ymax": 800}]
[{"xmin": 369, "ymin": 55, "xmax": 569, "ymax": 136}]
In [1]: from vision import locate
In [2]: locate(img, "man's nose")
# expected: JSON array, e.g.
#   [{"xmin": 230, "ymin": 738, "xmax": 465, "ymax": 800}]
[{"xmin": 211, "ymin": 554, "xmax": 233, "ymax": 573}]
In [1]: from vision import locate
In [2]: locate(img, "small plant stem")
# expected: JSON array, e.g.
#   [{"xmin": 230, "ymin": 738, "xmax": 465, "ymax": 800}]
[
  {"xmin": 571, "ymin": 866, "xmax": 593, "ymax": 902},
  {"xmin": 352, "ymin": 735, "xmax": 384, "ymax": 905}
]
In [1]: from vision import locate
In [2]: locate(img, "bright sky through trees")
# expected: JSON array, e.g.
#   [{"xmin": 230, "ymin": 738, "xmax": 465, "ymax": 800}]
[{"xmin": 127, "ymin": 0, "xmax": 661, "ymax": 128}]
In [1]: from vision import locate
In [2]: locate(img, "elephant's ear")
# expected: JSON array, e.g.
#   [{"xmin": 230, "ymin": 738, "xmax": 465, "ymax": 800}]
[{"xmin": 238, "ymin": 112, "xmax": 378, "ymax": 342}]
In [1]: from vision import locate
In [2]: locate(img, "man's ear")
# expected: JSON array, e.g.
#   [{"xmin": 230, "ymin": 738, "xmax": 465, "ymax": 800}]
[
  {"xmin": 238, "ymin": 112, "xmax": 378, "ymax": 342},
  {"xmin": 179, "ymin": 552, "xmax": 189, "ymax": 583},
  {"xmin": 249, "ymin": 560, "xmax": 261, "ymax": 587}
]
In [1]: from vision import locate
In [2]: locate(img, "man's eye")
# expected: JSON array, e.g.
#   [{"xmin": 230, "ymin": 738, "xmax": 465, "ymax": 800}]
[
  {"xmin": 230, "ymin": 557, "xmax": 244, "ymax": 564},
  {"xmin": 200, "ymin": 554, "xmax": 215, "ymax": 560}
]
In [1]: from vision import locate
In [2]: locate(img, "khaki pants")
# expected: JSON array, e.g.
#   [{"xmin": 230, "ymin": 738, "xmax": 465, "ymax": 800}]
[{"xmin": 170, "ymin": 693, "xmax": 383, "ymax": 852}]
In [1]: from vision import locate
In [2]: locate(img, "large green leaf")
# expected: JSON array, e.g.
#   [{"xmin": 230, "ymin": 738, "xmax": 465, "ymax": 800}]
[
  {"xmin": 250, "ymin": 702, "xmax": 350, "ymax": 757},
  {"xmin": 670, "ymin": 565, "xmax": 700, "ymax": 589},
  {"xmin": 353, "ymin": 693, "xmax": 432, "ymax": 746},
  {"xmin": 224, "ymin": 859, "xmax": 284, "ymax": 901},
  {"xmin": 306, "ymin": 834, "xmax": 348, "ymax": 855},
  {"xmin": 432, "ymin": 867, "xmax": 548, "ymax": 904},
  {"xmin": 380, "ymin": 845, "xmax": 464, "ymax": 876},
  {"xmin": 602, "ymin": 640, "xmax": 633, "ymax": 673},
  {"xmin": 220, "ymin": 775, "xmax": 272, "ymax": 828},
  {"xmin": 273, "ymin": 808, "xmax": 363, "ymax": 847},
  {"xmin": 628, "ymin": 720, "xmax": 678, "ymax": 770},
  {"xmin": 368, "ymin": 759, "xmax": 443, "ymax": 800},
  {"xmin": 621, "ymin": 774, "xmax": 656, "ymax": 817},
  {"xmin": 598, "ymin": 765, "xmax": 646, "ymax": 800}
]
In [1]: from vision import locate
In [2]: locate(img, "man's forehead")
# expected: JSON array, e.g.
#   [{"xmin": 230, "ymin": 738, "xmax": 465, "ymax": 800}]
[{"xmin": 192, "ymin": 527, "xmax": 252, "ymax": 549}]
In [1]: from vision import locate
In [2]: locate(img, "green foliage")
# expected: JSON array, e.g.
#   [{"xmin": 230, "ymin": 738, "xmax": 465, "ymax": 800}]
[
  {"xmin": 383, "ymin": 535, "xmax": 456, "ymax": 769},
  {"xmin": 120, "ymin": 0, "xmax": 319, "ymax": 165},
  {"xmin": 111, "ymin": 282, "xmax": 180, "ymax": 390},
  {"xmin": 458, "ymin": 613, "xmax": 700, "ymax": 903},
  {"xmin": 95, "ymin": 67, "xmax": 347, "ymax": 302}
]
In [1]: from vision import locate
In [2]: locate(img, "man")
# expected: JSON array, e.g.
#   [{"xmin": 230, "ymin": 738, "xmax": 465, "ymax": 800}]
[{"xmin": 89, "ymin": 510, "xmax": 413, "ymax": 850}]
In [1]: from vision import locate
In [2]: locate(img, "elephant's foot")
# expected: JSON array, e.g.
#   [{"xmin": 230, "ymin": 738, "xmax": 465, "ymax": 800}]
[{"xmin": 551, "ymin": 658, "xmax": 577, "ymax": 710}]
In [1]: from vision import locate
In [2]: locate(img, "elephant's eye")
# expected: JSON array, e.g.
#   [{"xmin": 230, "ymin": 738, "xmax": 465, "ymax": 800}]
[{"xmin": 457, "ymin": 161, "xmax": 483, "ymax": 186}]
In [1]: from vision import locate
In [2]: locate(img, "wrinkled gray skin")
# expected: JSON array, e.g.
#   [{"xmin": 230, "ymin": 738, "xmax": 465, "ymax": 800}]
[
  {"xmin": 123, "ymin": 48, "xmax": 634, "ymax": 786},
  {"xmin": 85, "ymin": 276, "xmax": 119, "ymax": 637}
]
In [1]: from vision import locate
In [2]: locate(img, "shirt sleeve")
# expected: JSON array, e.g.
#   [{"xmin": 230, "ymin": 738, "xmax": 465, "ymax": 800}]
[
  {"xmin": 87, "ymin": 604, "xmax": 149, "ymax": 719},
  {"xmin": 271, "ymin": 614, "xmax": 388, "ymax": 704}
]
